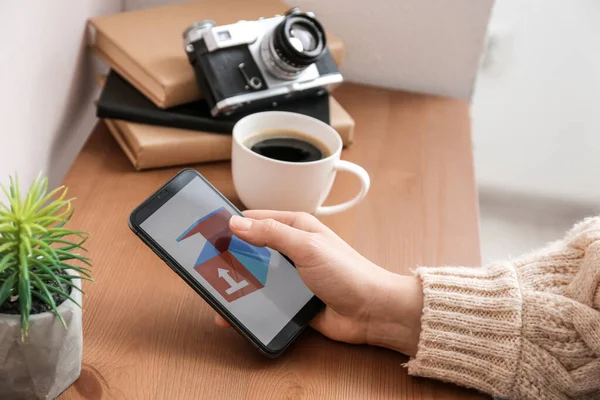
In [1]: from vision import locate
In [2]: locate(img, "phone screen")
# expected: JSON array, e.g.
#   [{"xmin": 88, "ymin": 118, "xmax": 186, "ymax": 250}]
[{"xmin": 137, "ymin": 175, "xmax": 315, "ymax": 347}]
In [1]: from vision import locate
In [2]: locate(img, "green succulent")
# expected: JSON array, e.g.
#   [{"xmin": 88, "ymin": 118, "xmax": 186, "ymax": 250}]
[{"xmin": 0, "ymin": 174, "xmax": 92, "ymax": 339}]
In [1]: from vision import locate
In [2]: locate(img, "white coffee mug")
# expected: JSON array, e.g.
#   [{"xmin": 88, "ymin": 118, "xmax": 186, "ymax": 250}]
[{"xmin": 232, "ymin": 111, "xmax": 370, "ymax": 216}]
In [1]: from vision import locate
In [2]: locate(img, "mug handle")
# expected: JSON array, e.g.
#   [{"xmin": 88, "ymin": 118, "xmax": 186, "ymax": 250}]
[{"xmin": 315, "ymin": 160, "xmax": 371, "ymax": 216}]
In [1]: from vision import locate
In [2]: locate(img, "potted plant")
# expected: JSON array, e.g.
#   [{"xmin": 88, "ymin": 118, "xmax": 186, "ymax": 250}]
[{"xmin": 0, "ymin": 174, "xmax": 92, "ymax": 399}]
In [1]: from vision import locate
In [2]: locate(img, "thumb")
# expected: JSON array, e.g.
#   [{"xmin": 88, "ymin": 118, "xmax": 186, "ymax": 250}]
[{"xmin": 229, "ymin": 215, "xmax": 309, "ymax": 259}]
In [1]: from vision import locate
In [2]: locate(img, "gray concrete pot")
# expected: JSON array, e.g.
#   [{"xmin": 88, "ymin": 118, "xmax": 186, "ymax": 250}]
[{"xmin": 0, "ymin": 272, "xmax": 82, "ymax": 400}]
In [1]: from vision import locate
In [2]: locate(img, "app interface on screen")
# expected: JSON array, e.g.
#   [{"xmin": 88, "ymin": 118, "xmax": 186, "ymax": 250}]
[{"xmin": 140, "ymin": 177, "xmax": 314, "ymax": 345}]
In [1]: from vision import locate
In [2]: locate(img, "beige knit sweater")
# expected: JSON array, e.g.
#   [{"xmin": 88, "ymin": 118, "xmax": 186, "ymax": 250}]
[{"xmin": 408, "ymin": 217, "xmax": 600, "ymax": 399}]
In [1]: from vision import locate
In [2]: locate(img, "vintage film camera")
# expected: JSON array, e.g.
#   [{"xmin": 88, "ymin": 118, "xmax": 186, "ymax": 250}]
[{"xmin": 183, "ymin": 7, "xmax": 343, "ymax": 117}]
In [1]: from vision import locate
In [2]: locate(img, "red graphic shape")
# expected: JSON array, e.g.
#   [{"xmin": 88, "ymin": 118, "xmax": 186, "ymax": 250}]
[
  {"xmin": 194, "ymin": 251, "xmax": 264, "ymax": 302},
  {"xmin": 179, "ymin": 208, "xmax": 232, "ymax": 252}
]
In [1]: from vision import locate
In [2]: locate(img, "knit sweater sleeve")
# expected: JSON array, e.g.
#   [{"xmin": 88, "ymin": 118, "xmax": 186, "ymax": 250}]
[{"xmin": 407, "ymin": 217, "xmax": 600, "ymax": 400}]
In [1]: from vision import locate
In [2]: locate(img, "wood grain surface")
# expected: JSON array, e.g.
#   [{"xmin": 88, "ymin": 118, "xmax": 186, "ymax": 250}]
[{"xmin": 60, "ymin": 83, "xmax": 485, "ymax": 400}]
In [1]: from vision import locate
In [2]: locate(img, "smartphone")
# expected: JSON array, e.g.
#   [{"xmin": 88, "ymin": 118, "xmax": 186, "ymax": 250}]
[{"xmin": 128, "ymin": 168, "xmax": 324, "ymax": 357}]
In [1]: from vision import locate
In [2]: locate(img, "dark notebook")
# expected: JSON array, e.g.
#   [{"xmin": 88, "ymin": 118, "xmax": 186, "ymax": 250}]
[{"xmin": 96, "ymin": 70, "xmax": 330, "ymax": 134}]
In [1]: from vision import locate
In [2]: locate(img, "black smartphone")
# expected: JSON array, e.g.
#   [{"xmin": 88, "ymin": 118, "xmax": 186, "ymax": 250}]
[{"xmin": 128, "ymin": 168, "xmax": 324, "ymax": 357}]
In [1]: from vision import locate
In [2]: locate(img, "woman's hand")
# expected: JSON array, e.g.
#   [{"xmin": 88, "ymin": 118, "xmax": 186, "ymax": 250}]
[{"xmin": 215, "ymin": 210, "xmax": 424, "ymax": 356}]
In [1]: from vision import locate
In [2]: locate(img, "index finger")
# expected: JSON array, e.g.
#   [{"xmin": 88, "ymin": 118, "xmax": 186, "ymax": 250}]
[{"xmin": 242, "ymin": 210, "xmax": 326, "ymax": 233}]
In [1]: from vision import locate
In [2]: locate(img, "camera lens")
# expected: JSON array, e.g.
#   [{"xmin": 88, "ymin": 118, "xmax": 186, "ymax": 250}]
[
  {"xmin": 289, "ymin": 23, "xmax": 318, "ymax": 52},
  {"xmin": 260, "ymin": 11, "xmax": 327, "ymax": 80}
]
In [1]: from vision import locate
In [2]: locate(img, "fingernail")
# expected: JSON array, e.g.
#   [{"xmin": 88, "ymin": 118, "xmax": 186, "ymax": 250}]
[{"xmin": 230, "ymin": 215, "xmax": 252, "ymax": 231}]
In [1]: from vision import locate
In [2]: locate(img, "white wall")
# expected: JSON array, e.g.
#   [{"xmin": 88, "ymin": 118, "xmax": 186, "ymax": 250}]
[
  {"xmin": 472, "ymin": 0, "xmax": 600, "ymax": 204},
  {"xmin": 0, "ymin": 1, "xmax": 121, "ymax": 190},
  {"xmin": 289, "ymin": 0, "xmax": 493, "ymax": 99}
]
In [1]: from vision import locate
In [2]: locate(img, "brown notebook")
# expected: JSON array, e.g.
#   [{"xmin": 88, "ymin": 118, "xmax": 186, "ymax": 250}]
[
  {"xmin": 89, "ymin": 0, "xmax": 346, "ymax": 109},
  {"xmin": 105, "ymin": 97, "xmax": 354, "ymax": 171}
]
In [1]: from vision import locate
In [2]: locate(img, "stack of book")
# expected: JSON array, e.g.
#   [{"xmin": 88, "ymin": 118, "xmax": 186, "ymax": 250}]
[{"xmin": 88, "ymin": 0, "xmax": 354, "ymax": 171}]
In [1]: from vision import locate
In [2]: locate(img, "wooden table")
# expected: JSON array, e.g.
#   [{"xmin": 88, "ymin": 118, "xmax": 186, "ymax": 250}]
[{"xmin": 60, "ymin": 83, "xmax": 484, "ymax": 399}]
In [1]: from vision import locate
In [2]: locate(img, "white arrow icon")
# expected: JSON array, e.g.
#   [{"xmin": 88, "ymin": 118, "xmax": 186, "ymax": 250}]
[{"xmin": 218, "ymin": 268, "xmax": 249, "ymax": 295}]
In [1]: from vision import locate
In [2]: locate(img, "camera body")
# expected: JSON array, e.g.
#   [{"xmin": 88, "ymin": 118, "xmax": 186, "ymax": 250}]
[{"xmin": 183, "ymin": 8, "xmax": 343, "ymax": 117}]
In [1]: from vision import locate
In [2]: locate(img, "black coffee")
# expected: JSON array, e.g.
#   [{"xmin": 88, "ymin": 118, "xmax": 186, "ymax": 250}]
[{"xmin": 247, "ymin": 130, "xmax": 329, "ymax": 163}]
